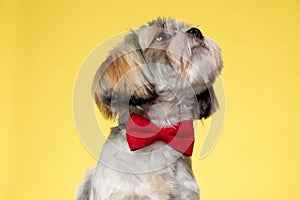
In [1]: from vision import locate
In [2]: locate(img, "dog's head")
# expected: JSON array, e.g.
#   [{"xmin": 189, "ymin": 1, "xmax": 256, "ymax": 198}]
[{"xmin": 93, "ymin": 18, "xmax": 223, "ymax": 127}]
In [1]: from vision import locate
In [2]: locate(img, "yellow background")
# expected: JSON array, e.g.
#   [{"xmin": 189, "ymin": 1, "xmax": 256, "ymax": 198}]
[{"xmin": 1, "ymin": 0, "xmax": 299, "ymax": 199}]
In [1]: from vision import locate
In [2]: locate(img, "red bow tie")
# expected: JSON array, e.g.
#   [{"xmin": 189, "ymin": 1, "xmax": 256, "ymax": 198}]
[{"xmin": 126, "ymin": 114, "xmax": 195, "ymax": 156}]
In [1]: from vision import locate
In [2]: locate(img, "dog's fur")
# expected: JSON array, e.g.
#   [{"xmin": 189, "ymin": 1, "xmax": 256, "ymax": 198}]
[{"xmin": 77, "ymin": 18, "xmax": 223, "ymax": 200}]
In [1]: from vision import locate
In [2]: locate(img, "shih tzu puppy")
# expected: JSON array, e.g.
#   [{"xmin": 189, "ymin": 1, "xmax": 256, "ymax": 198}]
[{"xmin": 77, "ymin": 18, "xmax": 223, "ymax": 200}]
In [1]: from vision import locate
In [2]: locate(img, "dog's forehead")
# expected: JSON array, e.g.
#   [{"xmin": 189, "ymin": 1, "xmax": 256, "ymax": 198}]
[{"xmin": 135, "ymin": 19, "xmax": 192, "ymax": 49}]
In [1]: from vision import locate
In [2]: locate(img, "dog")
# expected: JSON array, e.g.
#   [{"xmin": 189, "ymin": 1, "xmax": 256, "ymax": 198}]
[{"xmin": 77, "ymin": 18, "xmax": 223, "ymax": 200}]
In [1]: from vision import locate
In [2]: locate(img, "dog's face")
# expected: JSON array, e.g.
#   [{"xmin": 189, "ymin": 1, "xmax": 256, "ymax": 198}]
[{"xmin": 93, "ymin": 18, "xmax": 223, "ymax": 127}]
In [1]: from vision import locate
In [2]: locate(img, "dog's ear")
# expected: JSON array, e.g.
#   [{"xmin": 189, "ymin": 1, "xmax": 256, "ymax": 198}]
[
  {"xmin": 197, "ymin": 87, "xmax": 219, "ymax": 119},
  {"xmin": 92, "ymin": 37, "xmax": 154, "ymax": 119},
  {"xmin": 92, "ymin": 55, "xmax": 115, "ymax": 119}
]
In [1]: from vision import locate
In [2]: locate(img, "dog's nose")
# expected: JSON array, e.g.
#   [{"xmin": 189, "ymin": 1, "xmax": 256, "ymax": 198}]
[{"xmin": 186, "ymin": 27, "xmax": 204, "ymax": 40}]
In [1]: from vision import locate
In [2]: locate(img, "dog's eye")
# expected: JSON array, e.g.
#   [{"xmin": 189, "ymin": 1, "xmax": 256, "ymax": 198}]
[{"xmin": 155, "ymin": 32, "xmax": 171, "ymax": 42}]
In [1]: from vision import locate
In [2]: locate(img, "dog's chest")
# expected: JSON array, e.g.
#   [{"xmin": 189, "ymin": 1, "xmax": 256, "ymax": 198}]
[
  {"xmin": 99, "ymin": 128, "xmax": 183, "ymax": 172},
  {"xmin": 91, "ymin": 128, "xmax": 185, "ymax": 199}
]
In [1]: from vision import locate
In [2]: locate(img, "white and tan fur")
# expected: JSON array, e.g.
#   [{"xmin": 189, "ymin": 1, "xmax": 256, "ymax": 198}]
[{"xmin": 77, "ymin": 18, "xmax": 223, "ymax": 200}]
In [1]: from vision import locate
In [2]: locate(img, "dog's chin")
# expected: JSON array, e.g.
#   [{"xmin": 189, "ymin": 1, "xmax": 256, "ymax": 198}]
[
  {"xmin": 128, "ymin": 82, "xmax": 218, "ymax": 128},
  {"xmin": 149, "ymin": 90, "xmax": 218, "ymax": 127}
]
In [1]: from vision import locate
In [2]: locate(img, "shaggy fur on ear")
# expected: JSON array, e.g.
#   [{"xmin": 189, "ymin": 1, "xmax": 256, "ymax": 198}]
[
  {"xmin": 197, "ymin": 87, "xmax": 219, "ymax": 119},
  {"xmin": 92, "ymin": 34, "xmax": 159, "ymax": 120}
]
